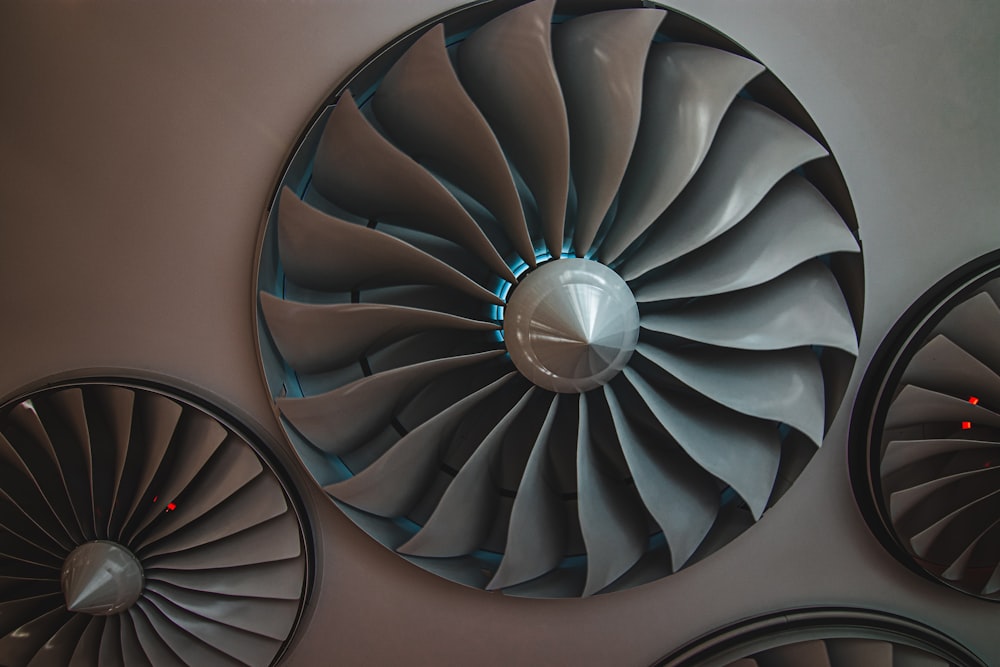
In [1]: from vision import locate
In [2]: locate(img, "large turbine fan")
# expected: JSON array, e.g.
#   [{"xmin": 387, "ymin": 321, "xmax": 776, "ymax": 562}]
[
  {"xmin": 0, "ymin": 382, "xmax": 308, "ymax": 666},
  {"xmin": 256, "ymin": 0, "xmax": 863, "ymax": 597},
  {"xmin": 855, "ymin": 256, "xmax": 1000, "ymax": 600},
  {"xmin": 656, "ymin": 609, "xmax": 984, "ymax": 667}
]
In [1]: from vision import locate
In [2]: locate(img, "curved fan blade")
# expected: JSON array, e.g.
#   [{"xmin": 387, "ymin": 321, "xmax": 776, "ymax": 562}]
[
  {"xmin": 399, "ymin": 388, "xmax": 535, "ymax": 557},
  {"xmin": 260, "ymin": 292, "xmax": 498, "ymax": 374},
  {"xmin": 47, "ymin": 389, "xmax": 97, "ymax": 539},
  {"xmin": 488, "ymin": 395, "xmax": 566, "ymax": 590},
  {"xmin": 373, "ymin": 24, "xmax": 534, "ymax": 267},
  {"xmin": 279, "ymin": 350, "xmax": 503, "ymax": 455},
  {"xmin": 933, "ymin": 291, "xmax": 1000, "ymax": 371},
  {"xmin": 68, "ymin": 617, "xmax": 105, "ymax": 667},
  {"xmin": 882, "ymin": 438, "xmax": 998, "ymax": 477},
  {"xmin": 24, "ymin": 610, "xmax": 88, "ymax": 667},
  {"xmin": 637, "ymin": 343, "xmax": 826, "ymax": 446},
  {"xmin": 144, "ymin": 582, "xmax": 297, "ymax": 641},
  {"xmin": 276, "ymin": 187, "xmax": 502, "ymax": 304},
  {"xmin": 632, "ymin": 176, "xmax": 859, "ymax": 301},
  {"xmin": 0, "ymin": 607, "xmax": 70, "ymax": 666},
  {"xmin": 458, "ymin": 0, "xmax": 569, "ymax": 256},
  {"xmin": 623, "ymin": 367, "xmax": 780, "ymax": 519},
  {"xmin": 900, "ymin": 334, "xmax": 1000, "ymax": 409},
  {"xmin": 619, "ymin": 100, "xmax": 829, "ymax": 280},
  {"xmin": 133, "ymin": 598, "xmax": 243, "ymax": 667},
  {"xmin": 641, "ymin": 261, "xmax": 859, "ymax": 356},
  {"xmin": 97, "ymin": 614, "xmax": 123, "ymax": 666},
  {"xmin": 127, "ymin": 608, "xmax": 184, "ymax": 667},
  {"xmin": 0, "ymin": 434, "xmax": 75, "ymax": 552},
  {"xmin": 326, "ymin": 372, "xmax": 518, "ymax": 516},
  {"xmin": 889, "ymin": 467, "xmax": 1000, "ymax": 523},
  {"xmin": 577, "ymin": 393, "xmax": 649, "ymax": 596},
  {"xmin": 99, "ymin": 386, "xmax": 135, "ymax": 539},
  {"xmin": 908, "ymin": 487, "xmax": 1000, "ymax": 560},
  {"xmin": 605, "ymin": 385, "xmax": 718, "ymax": 570},
  {"xmin": 552, "ymin": 8, "xmax": 664, "ymax": 255},
  {"xmin": 884, "ymin": 385, "xmax": 1000, "ymax": 430},
  {"xmin": 146, "ymin": 559, "xmax": 305, "ymax": 601},
  {"xmin": 600, "ymin": 43, "xmax": 764, "ymax": 262},
  {"xmin": 312, "ymin": 91, "xmax": 515, "ymax": 282}
]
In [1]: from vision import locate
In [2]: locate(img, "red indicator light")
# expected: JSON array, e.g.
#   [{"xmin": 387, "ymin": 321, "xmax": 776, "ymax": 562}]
[
  {"xmin": 165, "ymin": 502, "xmax": 177, "ymax": 512},
  {"xmin": 969, "ymin": 396, "xmax": 980, "ymax": 405},
  {"xmin": 152, "ymin": 495, "xmax": 158, "ymax": 503},
  {"xmin": 961, "ymin": 421, "xmax": 972, "ymax": 430}
]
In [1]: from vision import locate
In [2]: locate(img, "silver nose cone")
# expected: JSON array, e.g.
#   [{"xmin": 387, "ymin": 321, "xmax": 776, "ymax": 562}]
[
  {"xmin": 503, "ymin": 258, "xmax": 639, "ymax": 393},
  {"xmin": 61, "ymin": 541, "xmax": 144, "ymax": 615}
]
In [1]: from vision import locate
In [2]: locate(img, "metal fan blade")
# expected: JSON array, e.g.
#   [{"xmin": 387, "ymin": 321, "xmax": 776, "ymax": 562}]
[
  {"xmin": 757, "ymin": 639, "xmax": 832, "ymax": 667},
  {"xmin": 0, "ymin": 436, "xmax": 75, "ymax": 552},
  {"xmin": 0, "ymin": 606, "xmax": 68, "ymax": 667},
  {"xmin": 25, "ymin": 610, "xmax": 88, "ymax": 667},
  {"xmin": 933, "ymin": 291, "xmax": 1000, "ymax": 371},
  {"xmin": 641, "ymin": 261, "xmax": 859, "ymax": 356},
  {"xmin": 889, "ymin": 467, "xmax": 1000, "ymax": 523},
  {"xmin": 908, "ymin": 487, "xmax": 1000, "ymax": 559},
  {"xmin": 133, "ymin": 598, "xmax": 244, "ymax": 667},
  {"xmin": 578, "ymin": 393, "xmax": 649, "ymax": 597},
  {"xmin": 127, "ymin": 607, "xmax": 185, "ymax": 667},
  {"xmin": 278, "ymin": 350, "xmax": 503, "ymax": 455},
  {"xmin": 552, "ymin": 8, "xmax": 664, "ymax": 255},
  {"xmin": 826, "ymin": 638, "xmax": 893, "ymax": 667},
  {"xmin": 260, "ymin": 293, "xmax": 498, "ymax": 374},
  {"xmin": 138, "ymin": 474, "xmax": 285, "ymax": 560},
  {"xmin": 47, "ymin": 389, "xmax": 97, "ymax": 539},
  {"xmin": 276, "ymin": 188, "xmax": 502, "ymax": 304},
  {"xmin": 623, "ymin": 367, "xmax": 780, "ymax": 519},
  {"xmin": 132, "ymin": 439, "xmax": 264, "ymax": 552},
  {"xmin": 632, "ymin": 176, "xmax": 859, "ymax": 301},
  {"xmin": 882, "ymin": 439, "xmax": 998, "ymax": 476},
  {"xmin": 942, "ymin": 515, "xmax": 1000, "ymax": 583},
  {"xmin": 144, "ymin": 582, "xmax": 297, "ymax": 641},
  {"xmin": 142, "ymin": 511, "xmax": 301, "ymax": 570},
  {"xmin": 142, "ymin": 591, "xmax": 280, "ymax": 667},
  {"xmin": 458, "ymin": 0, "xmax": 569, "ymax": 257},
  {"xmin": 637, "ymin": 343, "xmax": 825, "ymax": 446},
  {"xmin": 900, "ymin": 334, "xmax": 1000, "ymax": 408},
  {"xmin": 68, "ymin": 617, "xmax": 105, "ymax": 667},
  {"xmin": 600, "ymin": 43, "xmax": 764, "ymax": 263},
  {"xmin": 605, "ymin": 385, "xmax": 718, "ymax": 570},
  {"xmin": 488, "ymin": 395, "xmax": 566, "ymax": 590},
  {"xmin": 118, "ymin": 613, "xmax": 152, "ymax": 665},
  {"xmin": 146, "ymin": 559, "xmax": 304, "ymax": 601},
  {"xmin": 619, "ymin": 100, "xmax": 829, "ymax": 280},
  {"xmin": 116, "ymin": 393, "xmax": 183, "ymax": 541},
  {"xmin": 885, "ymin": 385, "xmax": 1000, "ymax": 430},
  {"xmin": 326, "ymin": 372, "xmax": 517, "ymax": 516},
  {"xmin": 0, "ymin": 515, "xmax": 64, "ymax": 562},
  {"xmin": 312, "ymin": 90, "xmax": 515, "ymax": 282},
  {"xmin": 97, "ymin": 614, "xmax": 123, "ymax": 667},
  {"xmin": 374, "ymin": 24, "xmax": 534, "ymax": 267},
  {"xmin": 100, "ymin": 386, "xmax": 135, "ymax": 539},
  {"xmin": 399, "ymin": 388, "xmax": 535, "ymax": 557}
]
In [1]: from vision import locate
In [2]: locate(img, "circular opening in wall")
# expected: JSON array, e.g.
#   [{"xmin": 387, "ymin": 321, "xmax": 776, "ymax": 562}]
[{"xmin": 254, "ymin": 0, "xmax": 864, "ymax": 598}]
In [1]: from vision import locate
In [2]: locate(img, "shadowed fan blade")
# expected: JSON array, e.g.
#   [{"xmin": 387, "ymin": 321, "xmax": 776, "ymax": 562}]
[
  {"xmin": 118, "ymin": 613, "xmax": 148, "ymax": 666},
  {"xmin": 624, "ymin": 368, "xmax": 780, "ymax": 519},
  {"xmin": 889, "ymin": 467, "xmax": 1000, "ymax": 523},
  {"xmin": 25, "ymin": 610, "xmax": 88, "ymax": 667},
  {"xmin": 128, "ymin": 607, "xmax": 184, "ymax": 667},
  {"xmin": 577, "ymin": 393, "xmax": 649, "ymax": 596},
  {"xmin": 458, "ymin": 0, "xmax": 569, "ymax": 257},
  {"xmin": 276, "ymin": 188, "xmax": 502, "ymax": 304},
  {"xmin": 600, "ymin": 43, "xmax": 764, "ymax": 262},
  {"xmin": 619, "ymin": 100, "xmax": 829, "ymax": 280},
  {"xmin": 68, "ymin": 617, "xmax": 105, "ymax": 667},
  {"xmin": 0, "ymin": 606, "xmax": 68, "ymax": 666},
  {"xmin": 885, "ymin": 385, "xmax": 1000, "ymax": 430},
  {"xmin": 882, "ymin": 439, "xmax": 998, "ymax": 476},
  {"xmin": 98, "ymin": 614, "xmax": 123, "ymax": 667},
  {"xmin": 133, "ymin": 598, "xmax": 243, "ymax": 667},
  {"xmin": 327, "ymin": 372, "xmax": 518, "ymax": 516},
  {"xmin": 605, "ymin": 385, "xmax": 718, "ymax": 570},
  {"xmin": 142, "ymin": 591, "xmax": 280, "ymax": 667},
  {"xmin": 637, "ymin": 343, "xmax": 826, "ymax": 446},
  {"xmin": 0, "ymin": 436, "xmax": 75, "ymax": 552},
  {"xmin": 900, "ymin": 334, "xmax": 1000, "ymax": 408},
  {"xmin": 144, "ymin": 582, "xmax": 298, "ymax": 641},
  {"xmin": 632, "ymin": 176, "xmax": 859, "ymax": 301},
  {"xmin": 279, "ymin": 350, "xmax": 504, "ymax": 455},
  {"xmin": 641, "ymin": 261, "xmax": 859, "ymax": 356},
  {"xmin": 826, "ymin": 638, "xmax": 893, "ymax": 667},
  {"xmin": 47, "ymin": 389, "xmax": 97, "ymax": 538},
  {"xmin": 312, "ymin": 91, "xmax": 515, "ymax": 282},
  {"xmin": 146, "ymin": 559, "xmax": 304, "ymax": 601},
  {"xmin": 757, "ymin": 639, "xmax": 832, "ymax": 667},
  {"xmin": 99, "ymin": 386, "xmax": 135, "ymax": 539},
  {"xmin": 488, "ymin": 395, "xmax": 566, "ymax": 590},
  {"xmin": 933, "ymin": 291, "xmax": 1000, "ymax": 371},
  {"xmin": 374, "ymin": 24, "xmax": 534, "ymax": 267},
  {"xmin": 908, "ymin": 488, "xmax": 1000, "ymax": 559},
  {"xmin": 552, "ymin": 8, "xmax": 664, "ymax": 255},
  {"xmin": 942, "ymin": 517, "xmax": 1000, "ymax": 583},
  {"xmin": 132, "ymin": 440, "xmax": 263, "ymax": 552},
  {"xmin": 260, "ymin": 292, "xmax": 498, "ymax": 374},
  {"xmin": 399, "ymin": 388, "xmax": 535, "ymax": 557}
]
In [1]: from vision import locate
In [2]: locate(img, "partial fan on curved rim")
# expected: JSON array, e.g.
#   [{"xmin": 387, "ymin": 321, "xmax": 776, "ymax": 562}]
[
  {"xmin": 855, "ymin": 255, "xmax": 1000, "ymax": 601},
  {"xmin": 655, "ymin": 608, "xmax": 985, "ymax": 667},
  {"xmin": 0, "ymin": 381, "xmax": 309, "ymax": 666},
  {"xmin": 255, "ymin": 0, "xmax": 863, "ymax": 597}
]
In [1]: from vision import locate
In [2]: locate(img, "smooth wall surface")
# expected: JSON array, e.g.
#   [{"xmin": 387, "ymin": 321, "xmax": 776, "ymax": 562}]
[{"xmin": 1, "ymin": 1, "xmax": 998, "ymax": 664}]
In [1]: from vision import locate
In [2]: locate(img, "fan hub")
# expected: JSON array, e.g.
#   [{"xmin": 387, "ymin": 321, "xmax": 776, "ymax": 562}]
[
  {"xmin": 61, "ymin": 540, "xmax": 144, "ymax": 615},
  {"xmin": 504, "ymin": 258, "xmax": 639, "ymax": 393}
]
